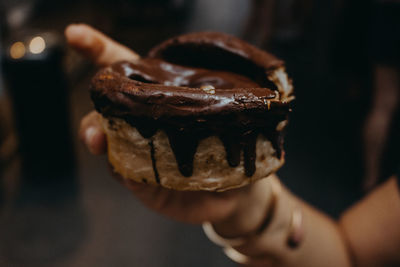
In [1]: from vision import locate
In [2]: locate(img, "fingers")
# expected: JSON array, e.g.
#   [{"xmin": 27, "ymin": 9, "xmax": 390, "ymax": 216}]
[
  {"xmin": 69, "ymin": 24, "xmax": 134, "ymax": 152},
  {"xmin": 65, "ymin": 23, "xmax": 140, "ymax": 66},
  {"xmin": 79, "ymin": 111, "xmax": 107, "ymax": 155},
  {"xmin": 121, "ymin": 174, "xmax": 243, "ymax": 224}
]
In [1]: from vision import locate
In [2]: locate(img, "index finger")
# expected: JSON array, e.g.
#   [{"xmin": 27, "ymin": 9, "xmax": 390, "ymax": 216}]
[{"xmin": 65, "ymin": 23, "xmax": 140, "ymax": 66}]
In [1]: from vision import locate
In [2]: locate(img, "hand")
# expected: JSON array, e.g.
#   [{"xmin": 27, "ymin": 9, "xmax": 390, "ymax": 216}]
[{"xmin": 67, "ymin": 24, "xmax": 272, "ymax": 234}]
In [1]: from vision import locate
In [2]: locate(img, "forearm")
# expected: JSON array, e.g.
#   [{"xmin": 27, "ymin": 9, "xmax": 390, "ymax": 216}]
[
  {"xmin": 282, "ymin": 195, "xmax": 352, "ymax": 267},
  {"xmin": 339, "ymin": 177, "xmax": 400, "ymax": 267},
  {"xmin": 212, "ymin": 177, "xmax": 353, "ymax": 266}
]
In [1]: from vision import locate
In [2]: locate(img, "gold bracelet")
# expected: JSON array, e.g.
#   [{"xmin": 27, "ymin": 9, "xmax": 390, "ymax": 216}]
[
  {"xmin": 223, "ymin": 246, "xmax": 251, "ymax": 265},
  {"xmin": 202, "ymin": 221, "xmax": 248, "ymax": 247},
  {"xmin": 202, "ymin": 176, "xmax": 281, "ymax": 264},
  {"xmin": 202, "ymin": 176, "xmax": 281, "ymax": 247},
  {"xmin": 221, "ymin": 208, "xmax": 304, "ymax": 264},
  {"xmin": 202, "ymin": 176, "xmax": 305, "ymax": 264}
]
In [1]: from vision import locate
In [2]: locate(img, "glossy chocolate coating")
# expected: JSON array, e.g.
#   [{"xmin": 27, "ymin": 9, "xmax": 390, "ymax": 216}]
[{"xmin": 91, "ymin": 32, "xmax": 292, "ymax": 178}]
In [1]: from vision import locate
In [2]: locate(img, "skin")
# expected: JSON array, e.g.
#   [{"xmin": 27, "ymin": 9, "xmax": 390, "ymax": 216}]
[
  {"xmin": 67, "ymin": 23, "xmax": 258, "ymax": 226},
  {"xmin": 363, "ymin": 65, "xmax": 400, "ymax": 191},
  {"xmin": 66, "ymin": 24, "xmax": 400, "ymax": 267}
]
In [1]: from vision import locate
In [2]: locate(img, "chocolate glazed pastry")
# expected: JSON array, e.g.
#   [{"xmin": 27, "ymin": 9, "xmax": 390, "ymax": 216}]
[{"xmin": 91, "ymin": 32, "xmax": 294, "ymax": 191}]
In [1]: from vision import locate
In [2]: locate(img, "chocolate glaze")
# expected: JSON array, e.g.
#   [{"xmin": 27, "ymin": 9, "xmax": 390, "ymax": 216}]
[
  {"xmin": 149, "ymin": 140, "xmax": 160, "ymax": 184},
  {"xmin": 91, "ymin": 32, "xmax": 292, "ymax": 177}
]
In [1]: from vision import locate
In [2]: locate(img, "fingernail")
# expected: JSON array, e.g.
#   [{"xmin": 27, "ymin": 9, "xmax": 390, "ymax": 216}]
[
  {"xmin": 65, "ymin": 24, "xmax": 86, "ymax": 41},
  {"xmin": 65, "ymin": 24, "xmax": 79, "ymax": 36},
  {"xmin": 85, "ymin": 127, "xmax": 97, "ymax": 153}
]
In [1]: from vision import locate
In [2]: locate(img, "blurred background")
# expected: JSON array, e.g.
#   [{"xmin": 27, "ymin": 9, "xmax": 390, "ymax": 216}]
[{"xmin": 0, "ymin": 0, "xmax": 399, "ymax": 266}]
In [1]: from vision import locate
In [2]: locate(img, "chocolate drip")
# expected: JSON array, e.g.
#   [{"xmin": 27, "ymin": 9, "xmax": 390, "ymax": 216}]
[
  {"xmin": 220, "ymin": 132, "xmax": 241, "ymax": 167},
  {"xmin": 127, "ymin": 117, "xmax": 157, "ymax": 138},
  {"xmin": 263, "ymin": 130, "xmax": 282, "ymax": 159},
  {"xmin": 165, "ymin": 129, "xmax": 200, "ymax": 177},
  {"xmin": 149, "ymin": 140, "xmax": 160, "ymax": 184},
  {"xmin": 242, "ymin": 131, "xmax": 258, "ymax": 177},
  {"xmin": 113, "ymin": 115, "xmax": 286, "ymax": 177},
  {"xmin": 91, "ymin": 32, "xmax": 292, "ymax": 178}
]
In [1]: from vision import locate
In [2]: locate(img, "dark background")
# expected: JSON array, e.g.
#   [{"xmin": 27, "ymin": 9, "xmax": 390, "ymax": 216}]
[{"xmin": 0, "ymin": 0, "xmax": 399, "ymax": 266}]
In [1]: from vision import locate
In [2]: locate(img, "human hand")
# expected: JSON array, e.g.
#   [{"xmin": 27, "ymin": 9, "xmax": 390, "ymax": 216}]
[{"xmin": 66, "ymin": 24, "xmax": 273, "ymax": 235}]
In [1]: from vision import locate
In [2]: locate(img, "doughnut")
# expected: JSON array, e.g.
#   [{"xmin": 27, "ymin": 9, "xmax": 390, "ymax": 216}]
[{"xmin": 90, "ymin": 32, "xmax": 294, "ymax": 191}]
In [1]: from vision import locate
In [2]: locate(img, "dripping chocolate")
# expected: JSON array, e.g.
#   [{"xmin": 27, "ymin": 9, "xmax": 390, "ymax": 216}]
[{"xmin": 91, "ymin": 32, "xmax": 292, "ymax": 178}]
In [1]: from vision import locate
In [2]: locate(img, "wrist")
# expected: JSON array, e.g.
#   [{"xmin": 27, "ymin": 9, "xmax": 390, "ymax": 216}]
[
  {"xmin": 212, "ymin": 176, "xmax": 276, "ymax": 238},
  {"xmin": 203, "ymin": 176, "xmax": 306, "ymax": 265}
]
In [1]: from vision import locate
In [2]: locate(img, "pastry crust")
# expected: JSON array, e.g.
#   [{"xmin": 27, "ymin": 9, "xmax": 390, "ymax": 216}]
[
  {"xmin": 103, "ymin": 117, "xmax": 284, "ymax": 192},
  {"xmin": 91, "ymin": 32, "xmax": 294, "ymax": 191}
]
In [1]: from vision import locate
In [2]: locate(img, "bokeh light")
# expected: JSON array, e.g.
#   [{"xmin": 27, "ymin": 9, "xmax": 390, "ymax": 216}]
[
  {"xmin": 9, "ymin": 41, "xmax": 26, "ymax": 59},
  {"xmin": 29, "ymin": 36, "xmax": 46, "ymax": 54}
]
